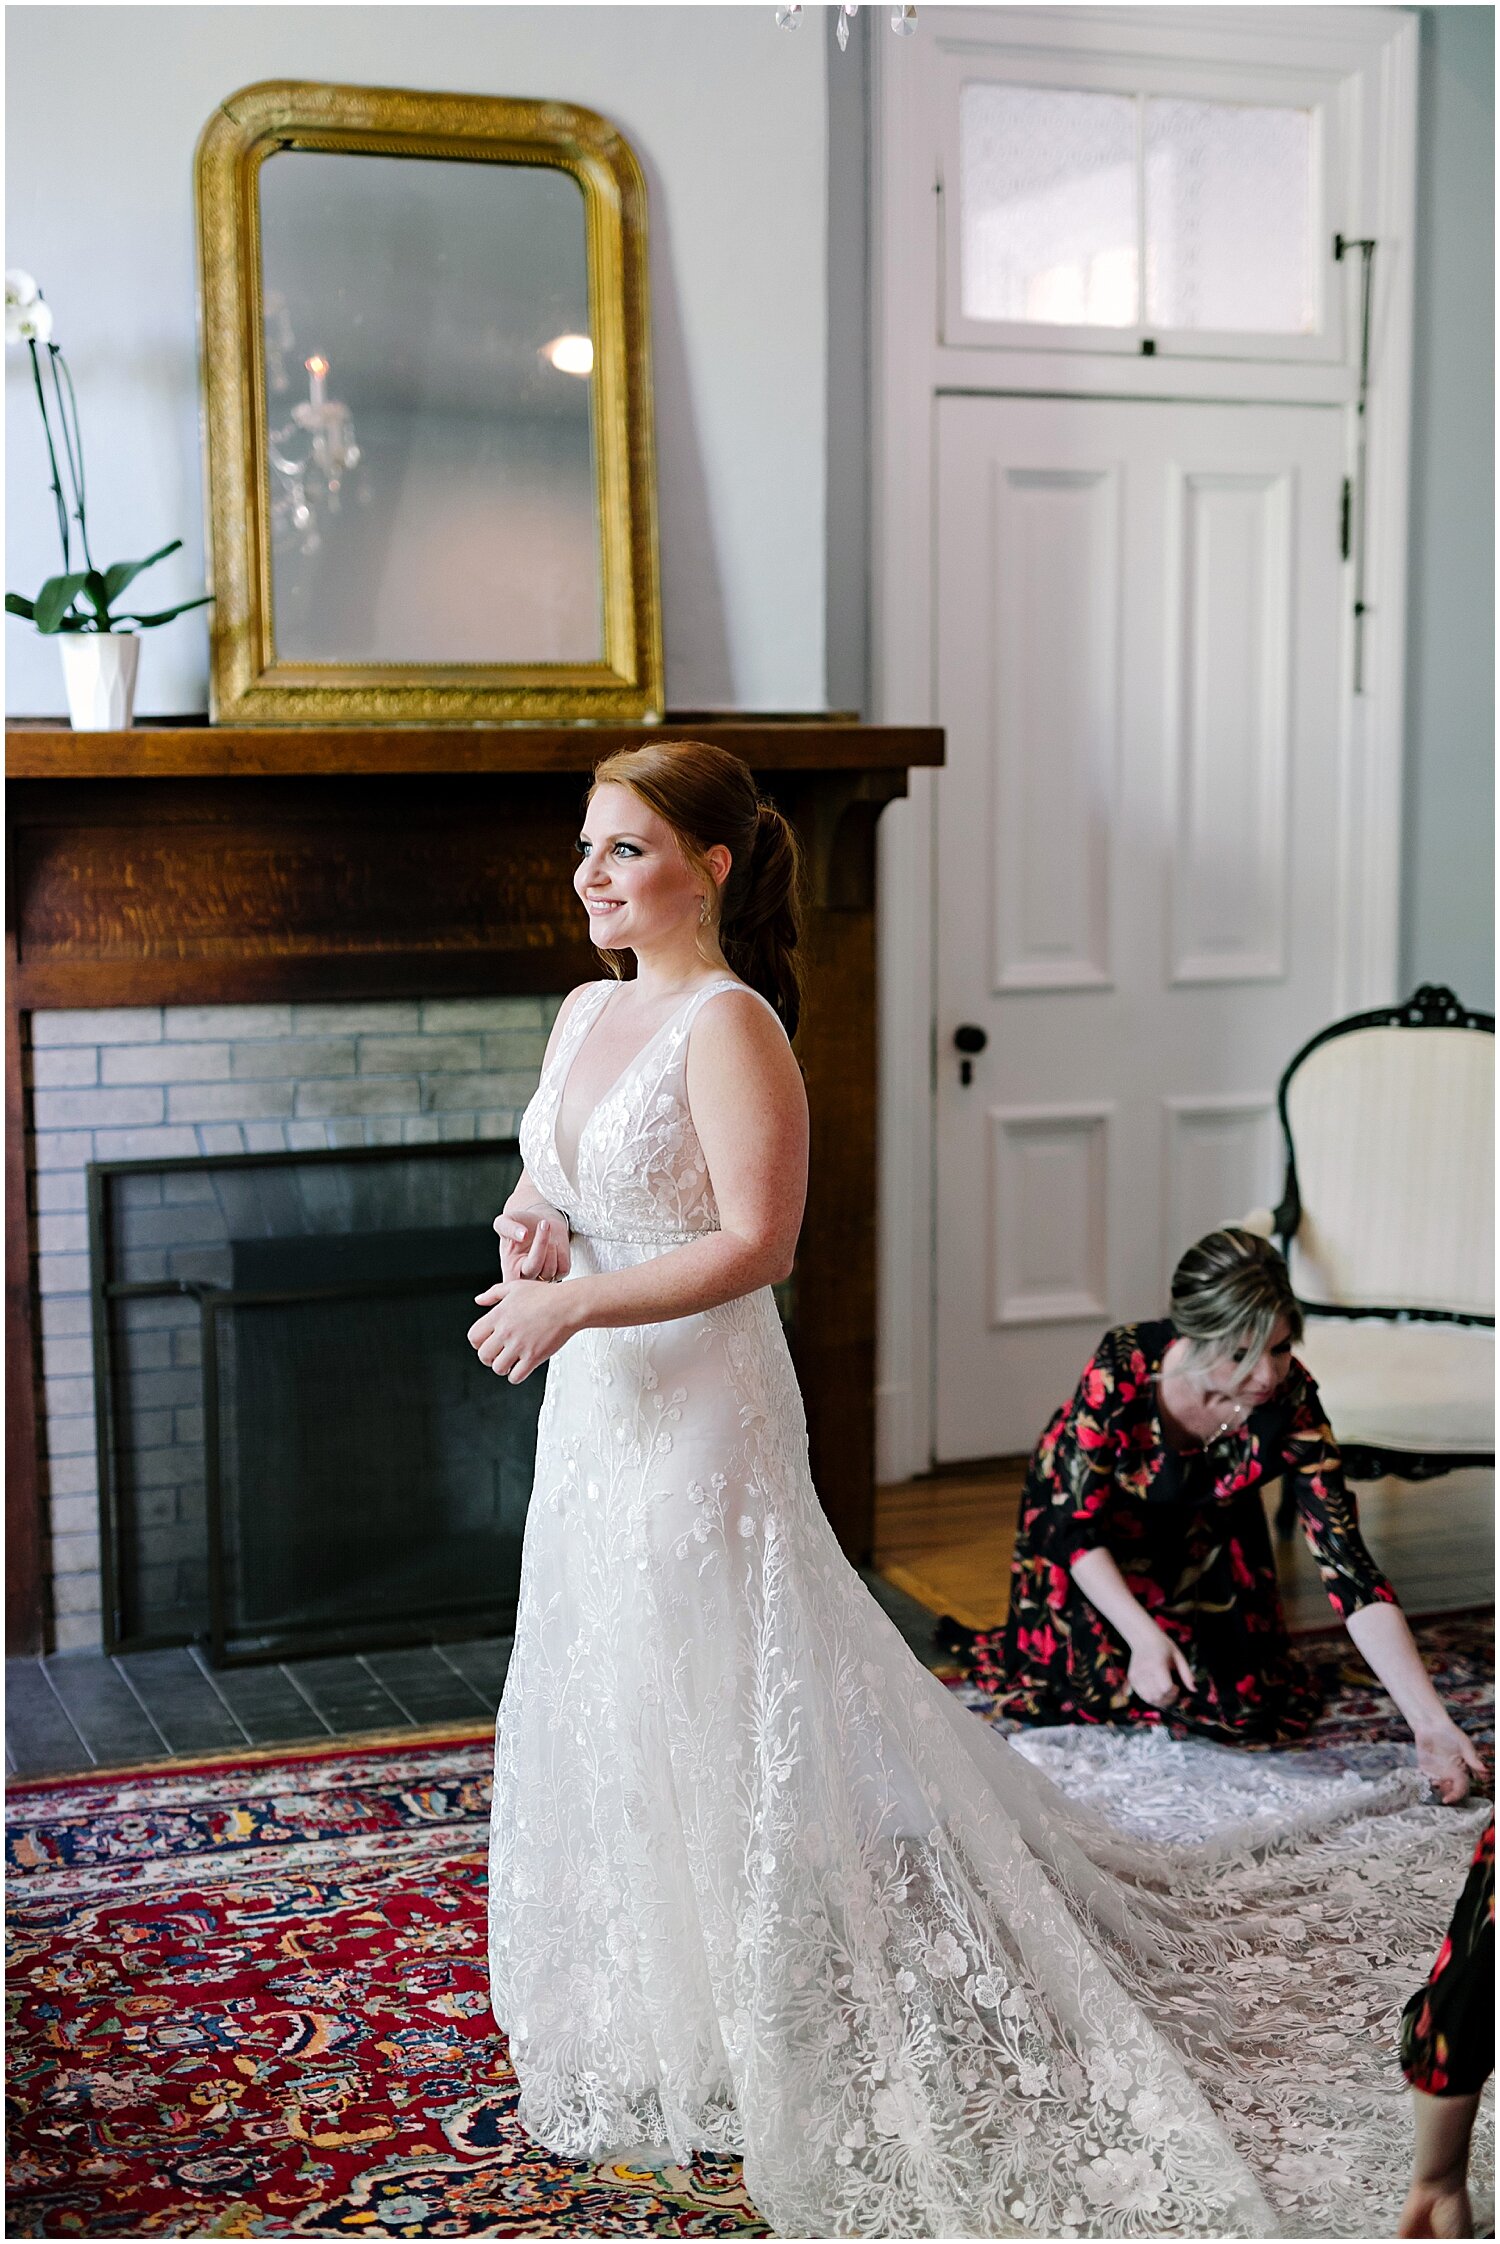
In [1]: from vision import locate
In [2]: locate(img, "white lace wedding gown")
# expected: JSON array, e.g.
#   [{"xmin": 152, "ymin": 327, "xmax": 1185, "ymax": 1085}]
[{"xmin": 489, "ymin": 976, "xmax": 1490, "ymax": 2240}]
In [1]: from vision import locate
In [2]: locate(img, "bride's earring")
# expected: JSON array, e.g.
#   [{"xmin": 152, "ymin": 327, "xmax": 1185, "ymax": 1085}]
[{"xmin": 699, "ymin": 895, "xmax": 710, "ymax": 927}]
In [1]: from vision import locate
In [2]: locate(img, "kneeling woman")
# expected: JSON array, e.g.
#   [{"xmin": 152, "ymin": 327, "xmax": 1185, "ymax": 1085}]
[{"xmin": 953, "ymin": 1227, "xmax": 1483, "ymax": 1801}]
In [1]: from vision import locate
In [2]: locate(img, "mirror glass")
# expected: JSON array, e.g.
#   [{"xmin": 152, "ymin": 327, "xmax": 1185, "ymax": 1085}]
[{"xmin": 257, "ymin": 150, "xmax": 602, "ymax": 667}]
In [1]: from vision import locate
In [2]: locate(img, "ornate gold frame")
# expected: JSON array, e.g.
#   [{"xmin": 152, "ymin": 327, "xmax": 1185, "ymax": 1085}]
[{"xmin": 195, "ymin": 81, "xmax": 664, "ymax": 724}]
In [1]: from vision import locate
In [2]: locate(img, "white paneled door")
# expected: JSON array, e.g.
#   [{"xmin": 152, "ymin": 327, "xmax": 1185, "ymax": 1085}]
[{"xmin": 934, "ymin": 393, "xmax": 1346, "ymax": 1460}]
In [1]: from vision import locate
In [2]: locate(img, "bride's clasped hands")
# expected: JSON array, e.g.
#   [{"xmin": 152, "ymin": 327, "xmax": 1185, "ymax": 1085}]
[
  {"xmin": 469, "ymin": 1266, "xmax": 579, "ymax": 1384},
  {"xmin": 493, "ymin": 1203, "xmax": 571, "ymax": 1285},
  {"xmin": 469, "ymin": 1203, "xmax": 576, "ymax": 1384}
]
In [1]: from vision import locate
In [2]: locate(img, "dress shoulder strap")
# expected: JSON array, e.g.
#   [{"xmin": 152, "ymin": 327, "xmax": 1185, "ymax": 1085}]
[
  {"xmin": 680, "ymin": 976, "xmax": 787, "ymax": 1039},
  {"xmin": 550, "ymin": 981, "xmax": 614, "ymax": 1067},
  {"xmin": 566, "ymin": 980, "xmax": 616, "ymax": 1031}
]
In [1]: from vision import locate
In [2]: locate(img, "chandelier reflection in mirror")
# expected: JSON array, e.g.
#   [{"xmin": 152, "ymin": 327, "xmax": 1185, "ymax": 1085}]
[
  {"xmin": 263, "ymin": 294, "xmax": 369, "ymax": 555},
  {"xmin": 775, "ymin": 2, "xmax": 917, "ymax": 48}
]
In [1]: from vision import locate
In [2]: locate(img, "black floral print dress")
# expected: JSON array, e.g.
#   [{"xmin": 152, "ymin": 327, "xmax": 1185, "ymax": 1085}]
[
  {"xmin": 965, "ymin": 1319, "xmax": 1397, "ymax": 1743},
  {"xmin": 1400, "ymin": 1817, "xmax": 1495, "ymax": 2096}
]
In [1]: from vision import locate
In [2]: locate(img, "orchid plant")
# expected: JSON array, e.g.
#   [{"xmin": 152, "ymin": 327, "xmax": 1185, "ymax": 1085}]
[{"xmin": 4, "ymin": 270, "xmax": 212, "ymax": 636}]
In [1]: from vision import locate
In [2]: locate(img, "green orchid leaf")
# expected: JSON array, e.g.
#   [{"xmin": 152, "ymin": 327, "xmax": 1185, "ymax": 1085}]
[
  {"xmin": 113, "ymin": 593, "xmax": 215, "ymax": 629},
  {"xmin": 34, "ymin": 573, "xmax": 91, "ymax": 633},
  {"xmin": 5, "ymin": 593, "xmax": 37, "ymax": 620},
  {"xmin": 82, "ymin": 571, "xmax": 112, "ymax": 622},
  {"xmin": 101, "ymin": 539, "xmax": 184, "ymax": 606}
]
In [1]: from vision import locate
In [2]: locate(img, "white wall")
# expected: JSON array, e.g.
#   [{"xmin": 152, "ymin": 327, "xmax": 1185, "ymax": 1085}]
[
  {"xmin": 1400, "ymin": 4, "xmax": 1495, "ymax": 1012},
  {"xmin": 5, "ymin": 4, "xmax": 828, "ymax": 716}
]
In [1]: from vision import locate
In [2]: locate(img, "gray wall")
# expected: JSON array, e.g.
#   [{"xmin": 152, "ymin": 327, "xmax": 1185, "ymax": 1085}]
[
  {"xmin": 5, "ymin": 5, "xmax": 828, "ymax": 715},
  {"xmin": 825, "ymin": 13, "xmax": 870, "ymax": 716},
  {"xmin": 1401, "ymin": 5, "xmax": 1495, "ymax": 1011}
]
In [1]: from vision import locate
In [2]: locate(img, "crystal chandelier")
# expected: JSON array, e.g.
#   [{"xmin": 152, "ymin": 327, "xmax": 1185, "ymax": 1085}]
[
  {"xmin": 263, "ymin": 295, "xmax": 367, "ymax": 555},
  {"xmin": 777, "ymin": 2, "xmax": 918, "ymax": 51}
]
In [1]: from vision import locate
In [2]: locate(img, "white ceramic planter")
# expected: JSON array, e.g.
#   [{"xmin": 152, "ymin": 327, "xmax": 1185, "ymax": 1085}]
[{"xmin": 58, "ymin": 631, "xmax": 141, "ymax": 730}]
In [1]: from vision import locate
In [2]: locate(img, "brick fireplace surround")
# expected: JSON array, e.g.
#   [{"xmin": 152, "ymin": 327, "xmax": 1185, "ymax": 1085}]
[
  {"xmin": 30, "ymin": 993, "xmax": 557, "ymax": 1649},
  {"xmin": 6, "ymin": 719, "xmax": 943, "ymax": 1656}
]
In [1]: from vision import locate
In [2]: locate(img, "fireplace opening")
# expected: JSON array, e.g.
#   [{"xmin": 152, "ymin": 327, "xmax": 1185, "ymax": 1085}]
[{"xmin": 89, "ymin": 1141, "xmax": 542, "ymax": 1664}]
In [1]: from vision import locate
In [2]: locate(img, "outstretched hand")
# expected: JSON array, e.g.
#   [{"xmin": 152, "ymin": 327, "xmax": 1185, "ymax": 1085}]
[
  {"xmin": 468, "ymin": 1277, "xmax": 579, "ymax": 1384},
  {"xmin": 1415, "ymin": 1721, "xmax": 1489, "ymax": 1806},
  {"xmin": 494, "ymin": 1205, "xmax": 571, "ymax": 1284}
]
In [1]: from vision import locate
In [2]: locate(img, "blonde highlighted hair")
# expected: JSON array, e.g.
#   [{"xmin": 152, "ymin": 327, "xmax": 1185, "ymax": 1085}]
[{"xmin": 1169, "ymin": 1226, "xmax": 1302, "ymax": 1371}]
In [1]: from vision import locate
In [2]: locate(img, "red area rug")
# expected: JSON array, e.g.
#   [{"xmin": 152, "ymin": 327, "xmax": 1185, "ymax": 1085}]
[
  {"xmin": 5, "ymin": 1724, "xmax": 765, "ymax": 2240},
  {"xmin": 6, "ymin": 1614, "xmax": 1492, "ymax": 2238}
]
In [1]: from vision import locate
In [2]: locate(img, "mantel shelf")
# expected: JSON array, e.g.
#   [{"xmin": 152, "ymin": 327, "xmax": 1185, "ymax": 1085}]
[{"xmin": 6, "ymin": 716, "xmax": 944, "ymax": 781}]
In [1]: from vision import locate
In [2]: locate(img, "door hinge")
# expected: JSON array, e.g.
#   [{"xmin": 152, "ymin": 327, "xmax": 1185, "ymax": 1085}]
[{"xmin": 1340, "ymin": 477, "xmax": 1352, "ymax": 561}]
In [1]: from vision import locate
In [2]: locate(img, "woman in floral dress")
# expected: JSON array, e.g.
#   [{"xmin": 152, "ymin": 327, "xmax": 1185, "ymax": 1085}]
[
  {"xmin": 1397, "ymin": 1815, "xmax": 1494, "ymax": 2237},
  {"xmin": 948, "ymin": 1228, "xmax": 1484, "ymax": 1792}
]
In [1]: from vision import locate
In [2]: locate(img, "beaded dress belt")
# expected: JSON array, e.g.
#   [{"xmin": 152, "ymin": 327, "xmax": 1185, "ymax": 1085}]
[{"xmin": 571, "ymin": 1223, "xmax": 718, "ymax": 1247}]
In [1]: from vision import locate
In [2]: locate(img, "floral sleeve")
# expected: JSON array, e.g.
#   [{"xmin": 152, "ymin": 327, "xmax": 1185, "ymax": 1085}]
[
  {"xmin": 1281, "ymin": 1364, "xmax": 1397, "ymax": 1618},
  {"xmin": 1051, "ymin": 1333, "xmax": 1129, "ymax": 1567}
]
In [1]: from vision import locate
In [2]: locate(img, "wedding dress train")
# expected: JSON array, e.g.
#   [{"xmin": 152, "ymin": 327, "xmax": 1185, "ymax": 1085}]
[{"xmin": 489, "ymin": 976, "xmax": 1489, "ymax": 2239}]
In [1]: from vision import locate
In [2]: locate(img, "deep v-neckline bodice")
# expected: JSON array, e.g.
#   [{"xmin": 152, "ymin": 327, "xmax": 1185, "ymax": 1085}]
[{"xmin": 550, "ymin": 978, "xmax": 736, "ymax": 1193}]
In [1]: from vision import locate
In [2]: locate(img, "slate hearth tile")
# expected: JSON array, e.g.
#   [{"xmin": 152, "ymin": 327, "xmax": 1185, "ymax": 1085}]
[
  {"xmin": 280, "ymin": 1658, "xmax": 412, "ymax": 1732},
  {"xmin": 114, "ymin": 1649, "xmax": 248, "ymax": 1755},
  {"xmin": 5, "ymin": 1658, "xmax": 93, "ymax": 1777},
  {"xmin": 41, "ymin": 1655, "xmax": 168, "ymax": 1764},
  {"xmin": 189, "ymin": 1660, "xmax": 335, "ymax": 1747},
  {"xmin": 359, "ymin": 1647, "xmax": 461, "ymax": 1684},
  {"xmin": 435, "ymin": 1637, "xmax": 513, "ymax": 1710},
  {"xmin": 360, "ymin": 1649, "xmax": 493, "ymax": 1723}
]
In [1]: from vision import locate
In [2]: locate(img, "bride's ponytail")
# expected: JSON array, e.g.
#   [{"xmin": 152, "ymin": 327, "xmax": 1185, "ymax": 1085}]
[
  {"xmin": 719, "ymin": 799, "xmax": 804, "ymax": 1038},
  {"xmin": 588, "ymin": 740, "xmax": 806, "ymax": 1039}
]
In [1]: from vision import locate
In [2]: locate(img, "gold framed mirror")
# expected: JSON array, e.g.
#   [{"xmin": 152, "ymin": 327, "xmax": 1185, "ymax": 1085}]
[{"xmin": 196, "ymin": 81, "xmax": 663, "ymax": 724}]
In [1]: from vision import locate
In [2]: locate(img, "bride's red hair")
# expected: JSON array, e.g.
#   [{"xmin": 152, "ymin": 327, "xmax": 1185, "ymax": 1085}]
[{"xmin": 588, "ymin": 739, "xmax": 805, "ymax": 1040}]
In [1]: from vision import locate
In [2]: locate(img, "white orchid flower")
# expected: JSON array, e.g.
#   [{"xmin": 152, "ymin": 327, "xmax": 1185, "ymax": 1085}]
[{"xmin": 5, "ymin": 272, "xmax": 53, "ymax": 348}]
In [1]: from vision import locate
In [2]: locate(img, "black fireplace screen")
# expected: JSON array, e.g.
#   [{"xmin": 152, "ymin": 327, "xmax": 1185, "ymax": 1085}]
[{"xmin": 88, "ymin": 1142, "xmax": 543, "ymax": 1663}]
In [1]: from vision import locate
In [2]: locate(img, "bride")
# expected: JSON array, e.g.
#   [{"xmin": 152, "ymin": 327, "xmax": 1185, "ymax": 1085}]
[{"xmin": 471, "ymin": 739, "xmax": 1488, "ymax": 2240}]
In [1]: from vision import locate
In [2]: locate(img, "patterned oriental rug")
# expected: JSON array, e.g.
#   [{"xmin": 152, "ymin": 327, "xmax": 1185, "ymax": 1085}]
[
  {"xmin": 939, "ymin": 1607, "xmax": 1497, "ymax": 1747},
  {"xmin": 6, "ymin": 1613, "xmax": 1492, "ymax": 2240}
]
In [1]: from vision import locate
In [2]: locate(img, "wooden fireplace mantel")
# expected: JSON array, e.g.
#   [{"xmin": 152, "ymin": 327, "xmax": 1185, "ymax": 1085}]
[
  {"xmin": 4, "ymin": 716, "xmax": 939, "ymax": 782},
  {"xmin": 6, "ymin": 716, "xmax": 944, "ymax": 1652}
]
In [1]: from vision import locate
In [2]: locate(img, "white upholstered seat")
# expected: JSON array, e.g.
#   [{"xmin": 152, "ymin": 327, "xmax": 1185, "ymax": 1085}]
[
  {"xmin": 1249, "ymin": 987, "xmax": 1495, "ymax": 1470},
  {"xmin": 1294, "ymin": 1317, "xmax": 1493, "ymax": 1455}
]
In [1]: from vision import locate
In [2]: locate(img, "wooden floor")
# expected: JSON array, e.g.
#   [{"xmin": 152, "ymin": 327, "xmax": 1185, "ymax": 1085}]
[{"xmin": 875, "ymin": 1463, "xmax": 1496, "ymax": 1634}]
